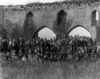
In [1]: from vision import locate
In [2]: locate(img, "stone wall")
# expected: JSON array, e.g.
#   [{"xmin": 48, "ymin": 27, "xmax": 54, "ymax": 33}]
[
  {"xmin": 1, "ymin": 1, "xmax": 100, "ymax": 42},
  {"xmin": 0, "ymin": 6, "xmax": 4, "ymax": 26}
]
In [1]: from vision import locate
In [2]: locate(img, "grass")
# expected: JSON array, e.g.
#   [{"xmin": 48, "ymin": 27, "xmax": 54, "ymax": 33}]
[{"xmin": 1, "ymin": 53, "xmax": 100, "ymax": 79}]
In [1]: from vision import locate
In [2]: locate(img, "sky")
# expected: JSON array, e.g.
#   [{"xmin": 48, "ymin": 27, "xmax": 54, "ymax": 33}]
[
  {"xmin": 38, "ymin": 27, "xmax": 91, "ymax": 40},
  {"xmin": 68, "ymin": 27, "xmax": 91, "ymax": 37},
  {"xmin": 38, "ymin": 27, "xmax": 56, "ymax": 40},
  {"xmin": 1, "ymin": 0, "xmax": 64, "ymax": 5}
]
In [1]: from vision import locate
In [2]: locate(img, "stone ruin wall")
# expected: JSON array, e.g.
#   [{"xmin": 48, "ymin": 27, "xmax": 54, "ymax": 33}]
[{"xmin": 0, "ymin": 1, "xmax": 100, "ymax": 42}]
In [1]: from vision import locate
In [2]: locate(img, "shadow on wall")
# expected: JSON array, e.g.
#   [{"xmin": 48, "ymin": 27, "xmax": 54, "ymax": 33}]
[
  {"xmin": 10, "ymin": 24, "xmax": 22, "ymax": 39},
  {"xmin": 5, "ymin": 19, "xmax": 22, "ymax": 39},
  {"xmin": 22, "ymin": 11, "xmax": 37, "ymax": 40},
  {"xmin": 0, "ymin": 24, "xmax": 8, "ymax": 38},
  {"xmin": 53, "ymin": 10, "xmax": 73, "ymax": 35},
  {"xmin": 5, "ymin": 19, "xmax": 14, "ymax": 38}
]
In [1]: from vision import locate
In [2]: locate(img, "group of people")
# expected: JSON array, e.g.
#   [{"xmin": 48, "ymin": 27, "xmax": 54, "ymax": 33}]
[{"xmin": 0, "ymin": 35, "xmax": 99, "ymax": 62}]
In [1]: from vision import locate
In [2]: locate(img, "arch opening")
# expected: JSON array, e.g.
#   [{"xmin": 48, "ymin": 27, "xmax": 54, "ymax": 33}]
[
  {"xmin": 33, "ymin": 26, "xmax": 56, "ymax": 40},
  {"xmin": 67, "ymin": 26, "xmax": 92, "ymax": 38},
  {"xmin": 91, "ymin": 10, "xmax": 99, "ymax": 27}
]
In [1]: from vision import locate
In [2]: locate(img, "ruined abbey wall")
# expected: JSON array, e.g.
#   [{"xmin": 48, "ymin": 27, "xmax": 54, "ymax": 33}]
[
  {"xmin": 0, "ymin": 1, "xmax": 100, "ymax": 42},
  {"xmin": 0, "ymin": 6, "xmax": 4, "ymax": 26}
]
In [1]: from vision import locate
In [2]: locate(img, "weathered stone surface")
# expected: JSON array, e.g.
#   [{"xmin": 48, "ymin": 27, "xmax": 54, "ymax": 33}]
[{"xmin": 0, "ymin": 1, "xmax": 100, "ymax": 41}]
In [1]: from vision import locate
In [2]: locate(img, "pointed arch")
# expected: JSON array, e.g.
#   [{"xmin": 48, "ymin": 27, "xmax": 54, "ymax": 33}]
[
  {"xmin": 33, "ymin": 26, "xmax": 55, "ymax": 40},
  {"xmin": 66, "ymin": 25, "xmax": 92, "ymax": 37}
]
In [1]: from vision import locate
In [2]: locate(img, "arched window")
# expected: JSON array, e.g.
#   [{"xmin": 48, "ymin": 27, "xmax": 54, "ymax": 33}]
[
  {"xmin": 91, "ymin": 10, "xmax": 99, "ymax": 26},
  {"xmin": 33, "ymin": 26, "xmax": 56, "ymax": 40},
  {"xmin": 68, "ymin": 26, "xmax": 91, "ymax": 37},
  {"xmin": 53, "ymin": 10, "xmax": 67, "ymax": 34},
  {"xmin": 25, "ymin": 11, "xmax": 33, "ymax": 25},
  {"xmin": 57, "ymin": 10, "xmax": 66, "ymax": 25}
]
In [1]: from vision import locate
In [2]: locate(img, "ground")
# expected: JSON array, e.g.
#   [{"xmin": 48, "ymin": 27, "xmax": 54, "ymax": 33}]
[{"xmin": 1, "ymin": 53, "xmax": 100, "ymax": 79}]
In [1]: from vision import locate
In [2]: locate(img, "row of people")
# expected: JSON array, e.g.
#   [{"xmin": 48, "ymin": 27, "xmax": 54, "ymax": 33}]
[{"xmin": 0, "ymin": 36, "xmax": 99, "ymax": 62}]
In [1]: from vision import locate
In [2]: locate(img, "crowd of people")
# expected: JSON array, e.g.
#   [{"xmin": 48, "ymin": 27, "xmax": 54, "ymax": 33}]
[{"xmin": 0, "ymin": 35, "xmax": 99, "ymax": 62}]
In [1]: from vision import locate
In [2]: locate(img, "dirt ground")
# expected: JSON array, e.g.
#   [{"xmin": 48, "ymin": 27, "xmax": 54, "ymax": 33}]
[{"xmin": 1, "ymin": 53, "xmax": 100, "ymax": 79}]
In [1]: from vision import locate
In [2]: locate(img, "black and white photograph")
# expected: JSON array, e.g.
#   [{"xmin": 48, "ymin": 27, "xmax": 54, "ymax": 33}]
[{"xmin": 0, "ymin": 0, "xmax": 100, "ymax": 79}]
